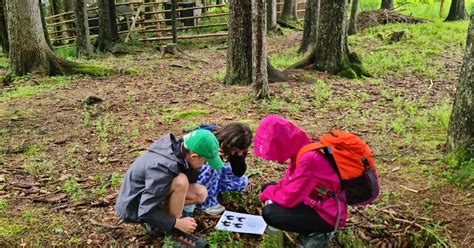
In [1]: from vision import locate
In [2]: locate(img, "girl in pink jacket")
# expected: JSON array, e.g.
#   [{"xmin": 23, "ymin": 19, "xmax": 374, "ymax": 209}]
[{"xmin": 254, "ymin": 115, "xmax": 347, "ymax": 235}]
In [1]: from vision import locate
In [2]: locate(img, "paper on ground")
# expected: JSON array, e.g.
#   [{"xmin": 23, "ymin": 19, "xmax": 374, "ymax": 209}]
[{"xmin": 215, "ymin": 210, "xmax": 267, "ymax": 235}]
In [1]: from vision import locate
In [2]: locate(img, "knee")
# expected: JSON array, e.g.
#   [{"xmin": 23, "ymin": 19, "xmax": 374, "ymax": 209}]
[
  {"xmin": 172, "ymin": 173, "xmax": 189, "ymax": 191},
  {"xmin": 195, "ymin": 185, "xmax": 208, "ymax": 204},
  {"xmin": 262, "ymin": 205, "xmax": 275, "ymax": 226}
]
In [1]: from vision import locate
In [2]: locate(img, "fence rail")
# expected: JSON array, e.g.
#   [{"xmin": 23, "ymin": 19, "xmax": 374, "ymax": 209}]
[{"xmin": 46, "ymin": 0, "xmax": 306, "ymax": 46}]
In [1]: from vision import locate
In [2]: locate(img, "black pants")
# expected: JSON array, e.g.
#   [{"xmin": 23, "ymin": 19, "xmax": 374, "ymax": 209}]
[{"xmin": 261, "ymin": 183, "xmax": 334, "ymax": 234}]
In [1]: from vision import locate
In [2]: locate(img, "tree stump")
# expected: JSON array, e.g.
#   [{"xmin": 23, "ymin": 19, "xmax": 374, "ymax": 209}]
[{"xmin": 160, "ymin": 43, "xmax": 180, "ymax": 58}]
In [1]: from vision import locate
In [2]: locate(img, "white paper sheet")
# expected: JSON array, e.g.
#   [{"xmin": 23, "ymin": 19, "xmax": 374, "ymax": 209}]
[{"xmin": 215, "ymin": 210, "xmax": 267, "ymax": 235}]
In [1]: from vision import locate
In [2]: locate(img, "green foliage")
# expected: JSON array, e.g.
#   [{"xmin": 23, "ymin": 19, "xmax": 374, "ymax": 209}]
[
  {"xmin": 351, "ymin": 21, "xmax": 468, "ymax": 79},
  {"xmin": 110, "ymin": 172, "xmax": 123, "ymax": 187},
  {"xmin": 73, "ymin": 63, "xmax": 114, "ymax": 76},
  {"xmin": 260, "ymin": 98, "xmax": 284, "ymax": 114},
  {"xmin": 55, "ymin": 46, "xmax": 77, "ymax": 59},
  {"xmin": 0, "ymin": 56, "xmax": 9, "ymax": 69},
  {"xmin": 0, "ymin": 76, "xmax": 73, "ymax": 102},
  {"xmin": 92, "ymin": 174, "xmax": 107, "ymax": 197},
  {"xmin": 208, "ymin": 230, "xmax": 240, "ymax": 248},
  {"xmin": 23, "ymin": 160, "xmax": 54, "ymax": 178},
  {"xmin": 336, "ymin": 229, "xmax": 368, "ymax": 248},
  {"xmin": 162, "ymin": 109, "xmax": 208, "ymax": 124},
  {"xmin": 444, "ymin": 150, "xmax": 474, "ymax": 189},
  {"xmin": 63, "ymin": 177, "xmax": 85, "ymax": 202},
  {"xmin": 0, "ymin": 219, "xmax": 24, "ymax": 239},
  {"xmin": 310, "ymin": 78, "xmax": 332, "ymax": 107},
  {"xmin": 270, "ymin": 46, "xmax": 303, "ymax": 69},
  {"xmin": 0, "ymin": 199, "xmax": 7, "ymax": 213}
]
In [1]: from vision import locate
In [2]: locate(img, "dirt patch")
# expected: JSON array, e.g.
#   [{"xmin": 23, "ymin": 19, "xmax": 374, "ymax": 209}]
[{"xmin": 357, "ymin": 10, "xmax": 428, "ymax": 30}]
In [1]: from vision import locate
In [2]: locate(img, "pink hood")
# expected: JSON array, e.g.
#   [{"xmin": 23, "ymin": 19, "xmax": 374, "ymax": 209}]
[
  {"xmin": 254, "ymin": 115, "xmax": 347, "ymax": 229},
  {"xmin": 254, "ymin": 115, "xmax": 311, "ymax": 163}
]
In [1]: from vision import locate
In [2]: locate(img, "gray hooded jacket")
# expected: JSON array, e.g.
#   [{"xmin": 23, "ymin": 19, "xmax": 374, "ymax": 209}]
[{"xmin": 115, "ymin": 134, "xmax": 199, "ymax": 230}]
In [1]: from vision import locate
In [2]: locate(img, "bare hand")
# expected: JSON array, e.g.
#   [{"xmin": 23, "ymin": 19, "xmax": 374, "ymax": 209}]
[{"xmin": 174, "ymin": 217, "xmax": 197, "ymax": 234}]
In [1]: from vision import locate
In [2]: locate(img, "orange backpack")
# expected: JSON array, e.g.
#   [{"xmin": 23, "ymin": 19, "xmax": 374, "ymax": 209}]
[{"xmin": 296, "ymin": 130, "xmax": 379, "ymax": 205}]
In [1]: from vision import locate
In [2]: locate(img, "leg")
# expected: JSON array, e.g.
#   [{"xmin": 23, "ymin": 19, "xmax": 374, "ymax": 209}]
[
  {"xmin": 262, "ymin": 202, "xmax": 334, "ymax": 234},
  {"xmin": 168, "ymin": 173, "xmax": 189, "ymax": 218},
  {"xmin": 185, "ymin": 183, "xmax": 207, "ymax": 205}
]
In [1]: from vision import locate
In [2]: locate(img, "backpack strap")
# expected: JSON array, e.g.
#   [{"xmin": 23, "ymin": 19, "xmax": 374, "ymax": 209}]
[{"xmin": 296, "ymin": 143, "xmax": 326, "ymax": 165}]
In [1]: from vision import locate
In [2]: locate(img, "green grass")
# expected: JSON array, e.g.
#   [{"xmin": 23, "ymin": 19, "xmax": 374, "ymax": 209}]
[
  {"xmin": 162, "ymin": 109, "xmax": 208, "ymax": 124},
  {"xmin": 0, "ymin": 56, "xmax": 8, "ymax": 69},
  {"xmin": 270, "ymin": 46, "xmax": 303, "ymax": 69},
  {"xmin": 0, "ymin": 75, "xmax": 74, "ymax": 102},
  {"xmin": 55, "ymin": 46, "xmax": 76, "ymax": 60},
  {"xmin": 23, "ymin": 160, "xmax": 55, "ymax": 178},
  {"xmin": 351, "ymin": 20, "xmax": 468, "ymax": 79},
  {"xmin": 63, "ymin": 177, "xmax": 85, "ymax": 202}
]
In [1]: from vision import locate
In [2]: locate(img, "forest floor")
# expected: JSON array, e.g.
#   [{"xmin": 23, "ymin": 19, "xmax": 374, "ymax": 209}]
[{"xmin": 0, "ymin": 19, "xmax": 473, "ymax": 247}]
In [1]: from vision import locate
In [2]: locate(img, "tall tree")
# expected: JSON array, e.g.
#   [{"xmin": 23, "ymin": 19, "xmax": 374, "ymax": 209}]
[
  {"xmin": 447, "ymin": 12, "xmax": 473, "ymax": 156},
  {"xmin": 39, "ymin": 0, "xmax": 53, "ymax": 49},
  {"xmin": 279, "ymin": 0, "xmax": 298, "ymax": 22},
  {"xmin": 299, "ymin": 0, "xmax": 319, "ymax": 54},
  {"xmin": 224, "ymin": 0, "xmax": 253, "ymax": 85},
  {"xmin": 380, "ymin": 0, "xmax": 393, "ymax": 10},
  {"xmin": 51, "ymin": 0, "xmax": 65, "ymax": 45},
  {"xmin": 6, "ymin": 0, "xmax": 77, "ymax": 76},
  {"xmin": 108, "ymin": 0, "xmax": 120, "ymax": 42},
  {"xmin": 348, "ymin": 0, "xmax": 358, "ymax": 35},
  {"xmin": 0, "ymin": 0, "xmax": 9, "ymax": 55},
  {"xmin": 445, "ymin": 0, "xmax": 466, "ymax": 21},
  {"xmin": 75, "ymin": 0, "xmax": 93, "ymax": 58},
  {"xmin": 96, "ymin": 0, "xmax": 114, "ymax": 51},
  {"xmin": 253, "ymin": 0, "xmax": 268, "ymax": 98},
  {"xmin": 267, "ymin": 0, "xmax": 277, "ymax": 31},
  {"xmin": 292, "ymin": 0, "xmax": 367, "ymax": 78}
]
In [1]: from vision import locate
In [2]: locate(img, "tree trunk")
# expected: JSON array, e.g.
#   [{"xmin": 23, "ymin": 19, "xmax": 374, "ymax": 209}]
[
  {"xmin": 96, "ymin": 0, "xmax": 113, "ymax": 52},
  {"xmin": 445, "ymin": 0, "xmax": 466, "ymax": 21},
  {"xmin": 447, "ymin": 12, "xmax": 474, "ymax": 156},
  {"xmin": 202, "ymin": 0, "xmax": 208, "ymax": 14},
  {"xmin": 348, "ymin": 0, "xmax": 358, "ymax": 35},
  {"xmin": 280, "ymin": 0, "xmax": 298, "ymax": 22},
  {"xmin": 39, "ymin": 0, "xmax": 53, "ymax": 49},
  {"xmin": 75, "ymin": 0, "xmax": 93, "ymax": 58},
  {"xmin": 108, "ymin": 0, "xmax": 120, "ymax": 42},
  {"xmin": 380, "ymin": 0, "xmax": 393, "ymax": 10},
  {"xmin": 6, "ymin": 0, "xmax": 76, "ymax": 76},
  {"xmin": 51, "ymin": 0, "xmax": 65, "ymax": 45},
  {"xmin": 171, "ymin": 0, "xmax": 178, "ymax": 43},
  {"xmin": 266, "ymin": 0, "xmax": 277, "ymax": 31},
  {"xmin": 224, "ymin": 0, "xmax": 253, "ymax": 85},
  {"xmin": 299, "ymin": 0, "xmax": 319, "ymax": 54},
  {"xmin": 253, "ymin": 0, "xmax": 268, "ymax": 99},
  {"xmin": 0, "ymin": 0, "xmax": 9, "ymax": 55},
  {"xmin": 313, "ymin": 0, "xmax": 348, "ymax": 73}
]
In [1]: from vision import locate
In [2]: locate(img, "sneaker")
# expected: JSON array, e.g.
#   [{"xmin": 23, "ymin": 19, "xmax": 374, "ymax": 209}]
[
  {"xmin": 201, "ymin": 204, "xmax": 225, "ymax": 216},
  {"xmin": 144, "ymin": 223, "xmax": 165, "ymax": 237},
  {"xmin": 168, "ymin": 229, "xmax": 208, "ymax": 248}
]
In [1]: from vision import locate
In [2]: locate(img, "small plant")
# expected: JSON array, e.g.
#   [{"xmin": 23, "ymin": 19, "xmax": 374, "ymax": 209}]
[
  {"xmin": 162, "ymin": 109, "xmax": 208, "ymax": 124},
  {"xmin": 92, "ymin": 174, "xmax": 107, "ymax": 197},
  {"xmin": 63, "ymin": 177, "xmax": 85, "ymax": 202},
  {"xmin": 162, "ymin": 236, "xmax": 175, "ymax": 248},
  {"xmin": 110, "ymin": 172, "xmax": 123, "ymax": 187},
  {"xmin": 261, "ymin": 98, "xmax": 284, "ymax": 114},
  {"xmin": 312, "ymin": 79, "xmax": 332, "ymax": 108},
  {"xmin": 208, "ymin": 230, "xmax": 239, "ymax": 248},
  {"xmin": 0, "ymin": 199, "xmax": 7, "ymax": 213},
  {"xmin": 23, "ymin": 160, "xmax": 54, "ymax": 178}
]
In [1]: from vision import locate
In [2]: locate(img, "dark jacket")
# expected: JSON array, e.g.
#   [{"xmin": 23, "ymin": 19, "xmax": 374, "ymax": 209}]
[{"xmin": 115, "ymin": 134, "xmax": 200, "ymax": 230}]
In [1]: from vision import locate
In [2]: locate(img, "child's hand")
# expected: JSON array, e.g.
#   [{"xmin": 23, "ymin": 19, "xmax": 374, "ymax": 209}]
[{"xmin": 174, "ymin": 217, "xmax": 197, "ymax": 234}]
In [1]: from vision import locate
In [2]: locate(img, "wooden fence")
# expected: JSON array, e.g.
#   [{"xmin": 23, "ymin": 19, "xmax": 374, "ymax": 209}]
[{"xmin": 45, "ymin": 0, "xmax": 307, "ymax": 46}]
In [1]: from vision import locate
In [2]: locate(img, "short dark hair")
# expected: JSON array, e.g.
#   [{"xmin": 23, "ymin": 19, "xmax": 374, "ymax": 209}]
[{"xmin": 214, "ymin": 123, "xmax": 253, "ymax": 158}]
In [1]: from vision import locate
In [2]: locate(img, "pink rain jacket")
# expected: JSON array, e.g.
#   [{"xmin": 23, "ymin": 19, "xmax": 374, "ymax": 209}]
[{"xmin": 254, "ymin": 115, "xmax": 347, "ymax": 228}]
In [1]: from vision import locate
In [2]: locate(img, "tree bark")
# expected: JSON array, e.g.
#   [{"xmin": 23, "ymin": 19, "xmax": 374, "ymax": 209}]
[
  {"xmin": 445, "ymin": 0, "xmax": 466, "ymax": 21},
  {"xmin": 348, "ymin": 0, "xmax": 358, "ymax": 35},
  {"xmin": 6, "ymin": 0, "xmax": 76, "ymax": 76},
  {"xmin": 224, "ymin": 0, "xmax": 253, "ymax": 85},
  {"xmin": 280, "ymin": 0, "xmax": 298, "ymax": 22},
  {"xmin": 108, "ymin": 0, "xmax": 120, "ymax": 42},
  {"xmin": 253, "ymin": 0, "xmax": 268, "ymax": 99},
  {"xmin": 266, "ymin": 0, "xmax": 277, "ymax": 31},
  {"xmin": 51, "ymin": 0, "xmax": 65, "ymax": 45},
  {"xmin": 313, "ymin": 0, "xmax": 348, "ymax": 73},
  {"xmin": 39, "ymin": 0, "xmax": 53, "ymax": 49},
  {"xmin": 299, "ymin": 0, "xmax": 319, "ymax": 54},
  {"xmin": 96, "ymin": 0, "xmax": 113, "ymax": 52},
  {"xmin": 447, "ymin": 12, "xmax": 474, "ymax": 156},
  {"xmin": 75, "ymin": 0, "xmax": 93, "ymax": 58},
  {"xmin": 0, "ymin": 0, "xmax": 9, "ymax": 55},
  {"xmin": 380, "ymin": 0, "xmax": 393, "ymax": 10}
]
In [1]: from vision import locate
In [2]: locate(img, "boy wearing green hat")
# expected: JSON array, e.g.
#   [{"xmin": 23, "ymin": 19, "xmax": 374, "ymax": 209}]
[{"xmin": 116, "ymin": 130, "xmax": 223, "ymax": 246}]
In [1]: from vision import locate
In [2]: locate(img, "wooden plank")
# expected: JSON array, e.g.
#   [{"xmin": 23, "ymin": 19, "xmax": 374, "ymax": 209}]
[
  {"xmin": 139, "ymin": 32, "xmax": 228, "ymax": 41},
  {"xmin": 139, "ymin": 23, "xmax": 227, "ymax": 33}
]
